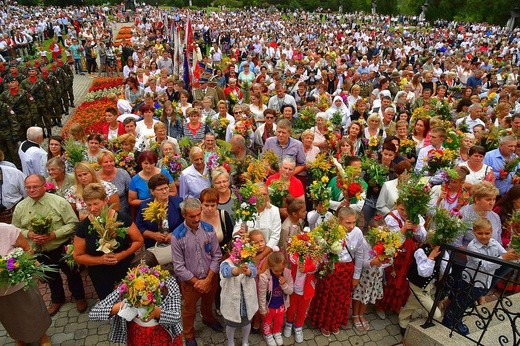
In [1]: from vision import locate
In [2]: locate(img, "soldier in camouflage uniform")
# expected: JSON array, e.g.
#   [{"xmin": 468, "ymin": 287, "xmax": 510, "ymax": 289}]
[
  {"xmin": 20, "ymin": 66, "xmax": 52, "ymax": 137},
  {"xmin": 58, "ymin": 59, "xmax": 75, "ymax": 108},
  {"xmin": 0, "ymin": 76, "xmax": 36, "ymax": 140},
  {"xmin": 356, "ymin": 71, "xmax": 374, "ymax": 99},
  {"xmin": 0, "ymin": 100, "xmax": 20, "ymax": 167},
  {"xmin": 41, "ymin": 65, "xmax": 63, "ymax": 127},
  {"xmin": 50, "ymin": 60, "xmax": 69, "ymax": 116}
]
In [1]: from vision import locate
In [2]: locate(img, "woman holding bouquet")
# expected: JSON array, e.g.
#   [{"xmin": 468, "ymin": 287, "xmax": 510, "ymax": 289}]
[
  {"xmin": 89, "ymin": 265, "xmax": 183, "ymax": 345},
  {"xmin": 74, "ymin": 183, "xmax": 143, "ymax": 300},
  {"xmin": 307, "ymin": 207, "xmax": 364, "ymax": 336},
  {"xmin": 345, "ymin": 121, "xmax": 365, "ymax": 157},
  {"xmin": 0, "ymin": 223, "xmax": 51, "ymax": 346},
  {"xmin": 46, "ymin": 157, "xmax": 75, "ymax": 198},
  {"xmin": 428, "ymin": 166, "xmax": 471, "ymax": 215},
  {"xmin": 135, "ymin": 174, "xmax": 184, "ymax": 250}
]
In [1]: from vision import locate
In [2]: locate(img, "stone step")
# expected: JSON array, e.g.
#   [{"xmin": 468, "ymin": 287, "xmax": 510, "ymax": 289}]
[{"xmin": 405, "ymin": 292, "xmax": 520, "ymax": 346}]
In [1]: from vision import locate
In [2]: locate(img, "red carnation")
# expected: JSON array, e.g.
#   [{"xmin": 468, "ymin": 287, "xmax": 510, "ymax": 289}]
[
  {"xmin": 373, "ymin": 243, "xmax": 384, "ymax": 255},
  {"xmin": 347, "ymin": 182, "xmax": 362, "ymax": 198}
]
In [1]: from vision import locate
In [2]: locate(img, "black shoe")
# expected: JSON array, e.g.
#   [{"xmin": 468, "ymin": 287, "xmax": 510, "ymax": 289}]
[
  {"xmin": 251, "ymin": 327, "xmax": 261, "ymax": 334},
  {"xmin": 454, "ymin": 323, "xmax": 469, "ymax": 336},
  {"xmin": 400, "ymin": 327, "xmax": 406, "ymax": 336},
  {"xmin": 70, "ymin": 103, "xmax": 75, "ymax": 108},
  {"xmin": 56, "ymin": 120, "xmax": 63, "ymax": 127},
  {"xmin": 202, "ymin": 320, "xmax": 223, "ymax": 332},
  {"xmin": 185, "ymin": 339, "xmax": 198, "ymax": 346}
]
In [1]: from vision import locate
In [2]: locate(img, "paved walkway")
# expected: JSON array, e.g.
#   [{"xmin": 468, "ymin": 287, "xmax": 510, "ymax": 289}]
[{"xmin": 0, "ymin": 21, "xmax": 403, "ymax": 346}]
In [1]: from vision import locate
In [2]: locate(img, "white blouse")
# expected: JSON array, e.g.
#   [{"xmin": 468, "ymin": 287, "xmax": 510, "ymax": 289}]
[{"xmin": 338, "ymin": 227, "xmax": 365, "ymax": 280}]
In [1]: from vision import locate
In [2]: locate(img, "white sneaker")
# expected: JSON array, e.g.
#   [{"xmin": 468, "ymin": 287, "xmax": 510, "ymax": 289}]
[
  {"xmin": 273, "ymin": 333, "xmax": 284, "ymax": 345},
  {"xmin": 283, "ymin": 323, "xmax": 293, "ymax": 337},
  {"xmin": 264, "ymin": 334, "xmax": 277, "ymax": 346},
  {"xmin": 294, "ymin": 327, "xmax": 304, "ymax": 343}
]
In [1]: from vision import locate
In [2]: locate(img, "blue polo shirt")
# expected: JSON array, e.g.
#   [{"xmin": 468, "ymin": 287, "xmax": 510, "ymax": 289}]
[
  {"xmin": 483, "ymin": 148, "xmax": 519, "ymax": 196},
  {"xmin": 262, "ymin": 137, "xmax": 306, "ymax": 167}
]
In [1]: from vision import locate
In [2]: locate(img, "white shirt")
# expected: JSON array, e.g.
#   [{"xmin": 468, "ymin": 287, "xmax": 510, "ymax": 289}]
[
  {"xmin": 455, "ymin": 115, "xmax": 485, "ymax": 133},
  {"xmin": 178, "ymin": 165, "xmax": 210, "ymax": 200},
  {"xmin": 464, "ymin": 238, "xmax": 505, "ymax": 289},
  {"xmin": 376, "ymin": 179, "xmax": 399, "ymax": 215},
  {"xmin": 232, "ymin": 205, "xmax": 281, "ymax": 250},
  {"xmin": 18, "ymin": 141, "xmax": 47, "ymax": 177},
  {"xmin": 338, "ymin": 226, "xmax": 364, "ymax": 280},
  {"xmin": 0, "ymin": 165, "xmax": 26, "ymax": 209},
  {"xmin": 385, "ymin": 210, "xmax": 427, "ymax": 244},
  {"xmin": 460, "ymin": 162, "xmax": 492, "ymax": 185},
  {"xmin": 307, "ymin": 210, "xmax": 333, "ymax": 230}
]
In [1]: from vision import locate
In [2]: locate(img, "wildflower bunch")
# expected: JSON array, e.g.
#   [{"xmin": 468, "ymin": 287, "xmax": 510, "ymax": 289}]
[
  {"xmin": 159, "ymin": 153, "xmax": 186, "ymax": 181},
  {"xmin": 233, "ymin": 181, "xmax": 261, "ymax": 223},
  {"xmin": 361, "ymin": 157, "xmax": 389, "ymax": 186},
  {"xmin": 262, "ymin": 150, "xmax": 280, "ymax": 172},
  {"xmin": 366, "ymin": 225, "xmax": 403, "ymax": 262},
  {"xmin": 422, "ymin": 148, "xmax": 457, "ymax": 175},
  {"xmin": 142, "ymin": 200, "xmax": 168, "ymax": 231},
  {"xmin": 287, "ymin": 232, "xmax": 324, "ymax": 264},
  {"xmin": 307, "ymin": 152, "xmax": 333, "ymax": 181},
  {"xmin": 63, "ymin": 139, "xmax": 87, "ymax": 168},
  {"xmin": 117, "ymin": 263, "xmax": 170, "ymax": 320},
  {"xmin": 398, "ymin": 175, "xmax": 431, "ymax": 227},
  {"xmin": 0, "ymin": 248, "xmax": 58, "ymax": 289},
  {"xmin": 443, "ymin": 129, "xmax": 465, "ymax": 151},
  {"xmin": 309, "ymin": 218, "xmax": 347, "ymax": 276},
  {"xmin": 307, "ymin": 176, "xmax": 332, "ymax": 207},
  {"xmin": 207, "ymin": 116, "xmax": 229, "ymax": 139},
  {"xmin": 88, "ymin": 206, "xmax": 128, "ymax": 254},
  {"xmin": 44, "ymin": 181, "xmax": 57, "ymax": 194},
  {"xmin": 428, "ymin": 208, "xmax": 470, "ymax": 246},
  {"xmin": 243, "ymin": 158, "xmax": 268, "ymax": 183},
  {"xmin": 227, "ymin": 235, "xmax": 259, "ymax": 265},
  {"xmin": 115, "ymin": 151, "xmax": 137, "ymax": 177},
  {"xmin": 399, "ymin": 138, "xmax": 416, "ymax": 157},
  {"xmin": 268, "ymin": 179, "xmax": 289, "ymax": 208},
  {"xmin": 62, "ymin": 244, "xmax": 77, "ymax": 269},
  {"xmin": 293, "ymin": 107, "xmax": 317, "ymax": 136}
]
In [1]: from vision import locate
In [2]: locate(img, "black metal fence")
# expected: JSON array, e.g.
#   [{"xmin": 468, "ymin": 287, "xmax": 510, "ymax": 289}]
[{"xmin": 421, "ymin": 244, "xmax": 520, "ymax": 346}]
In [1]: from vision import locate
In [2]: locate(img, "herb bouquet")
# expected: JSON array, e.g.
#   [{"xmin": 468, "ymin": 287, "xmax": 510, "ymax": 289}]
[{"xmin": 88, "ymin": 206, "xmax": 128, "ymax": 254}]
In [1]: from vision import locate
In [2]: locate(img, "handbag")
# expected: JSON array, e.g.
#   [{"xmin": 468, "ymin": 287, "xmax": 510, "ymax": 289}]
[{"xmin": 148, "ymin": 241, "xmax": 172, "ymax": 265}]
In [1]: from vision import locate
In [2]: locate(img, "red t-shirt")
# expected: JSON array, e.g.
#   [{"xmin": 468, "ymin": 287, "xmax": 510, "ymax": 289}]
[{"xmin": 266, "ymin": 173, "xmax": 305, "ymax": 199}]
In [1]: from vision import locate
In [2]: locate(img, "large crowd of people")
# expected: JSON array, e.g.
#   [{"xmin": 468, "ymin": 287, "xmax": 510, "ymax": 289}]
[{"xmin": 0, "ymin": 3, "xmax": 520, "ymax": 346}]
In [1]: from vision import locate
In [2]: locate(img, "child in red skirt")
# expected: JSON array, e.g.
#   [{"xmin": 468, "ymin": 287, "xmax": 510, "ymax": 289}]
[
  {"xmin": 258, "ymin": 252, "xmax": 294, "ymax": 346},
  {"xmin": 375, "ymin": 199, "xmax": 427, "ymax": 318},
  {"xmin": 307, "ymin": 206, "xmax": 365, "ymax": 336}
]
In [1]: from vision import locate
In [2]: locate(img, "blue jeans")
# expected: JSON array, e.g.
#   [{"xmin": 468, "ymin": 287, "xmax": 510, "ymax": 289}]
[{"xmin": 74, "ymin": 58, "xmax": 83, "ymax": 73}]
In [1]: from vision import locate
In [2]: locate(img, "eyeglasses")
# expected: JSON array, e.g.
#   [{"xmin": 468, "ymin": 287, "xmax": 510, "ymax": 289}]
[
  {"xmin": 265, "ymin": 116, "xmax": 275, "ymax": 119},
  {"xmin": 25, "ymin": 184, "xmax": 44, "ymax": 190},
  {"xmin": 234, "ymin": 111, "xmax": 243, "ymax": 115}
]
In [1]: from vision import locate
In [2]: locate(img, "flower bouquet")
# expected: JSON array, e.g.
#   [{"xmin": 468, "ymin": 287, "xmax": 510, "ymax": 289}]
[
  {"xmin": 287, "ymin": 232, "xmax": 324, "ymax": 264},
  {"xmin": 29, "ymin": 214, "xmax": 53, "ymax": 251},
  {"xmin": 206, "ymin": 153, "xmax": 221, "ymax": 173},
  {"xmin": 430, "ymin": 98, "xmax": 452, "ymax": 121},
  {"xmin": 504, "ymin": 209, "xmax": 520, "ymax": 249},
  {"xmin": 307, "ymin": 152, "xmax": 333, "ymax": 182},
  {"xmin": 243, "ymin": 158, "xmax": 268, "ymax": 183},
  {"xmin": 399, "ymin": 138, "xmax": 416, "ymax": 157},
  {"xmin": 499, "ymin": 156, "xmax": 520, "ymax": 180},
  {"xmin": 329, "ymin": 110, "xmax": 343, "ymax": 132},
  {"xmin": 107, "ymin": 137, "xmax": 123, "ymax": 153},
  {"xmin": 293, "ymin": 107, "xmax": 317, "ymax": 136},
  {"xmin": 333, "ymin": 158, "xmax": 365, "ymax": 200},
  {"xmin": 307, "ymin": 177, "xmax": 332, "ymax": 208},
  {"xmin": 44, "ymin": 181, "xmax": 57, "ymax": 194},
  {"xmin": 159, "ymin": 153, "xmax": 186, "ymax": 181},
  {"xmin": 178, "ymin": 137, "xmax": 194, "ymax": 161},
  {"xmin": 115, "ymin": 151, "xmax": 137, "ymax": 177},
  {"xmin": 142, "ymin": 200, "xmax": 168, "ymax": 232},
  {"xmin": 361, "ymin": 157, "xmax": 389, "ymax": 187},
  {"xmin": 268, "ymin": 179, "xmax": 289, "ymax": 208},
  {"xmin": 117, "ymin": 263, "xmax": 170, "ymax": 321},
  {"xmin": 233, "ymin": 181, "xmax": 261, "ymax": 223},
  {"xmin": 365, "ymin": 225, "xmax": 403, "ymax": 263},
  {"xmin": 228, "ymin": 235, "xmax": 259, "ymax": 265},
  {"xmin": 444, "ymin": 129, "xmax": 465, "ymax": 151},
  {"xmin": 64, "ymin": 139, "xmax": 87, "ymax": 168},
  {"xmin": 422, "ymin": 148, "xmax": 457, "ymax": 175},
  {"xmin": 0, "ymin": 248, "xmax": 58, "ymax": 290},
  {"xmin": 398, "ymin": 175, "xmax": 431, "ymax": 228},
  {"xmin": 309, "ymin": 218, "xmax": 347, "ymax": 277},
  {"xmin": 364, "ymin": 136, "xmax": 381, "ymax": 153},
  {"xmin": 262, "ymin": 150, "xmax": 280, "ymax": 173},
  {"xmin": 428, "ymin": 208, "xmax": 470, "ymax": 246},
  {"xmin": 88, "ymin": 206, "xmax": 128, "ymax": 253},
  {"xmin": 62, "ymin": 244, "xmax": 78, "ymax": 269},
  {"xmin": 207, "ymin": 116, "xmax": 229, "ymax": 139}
]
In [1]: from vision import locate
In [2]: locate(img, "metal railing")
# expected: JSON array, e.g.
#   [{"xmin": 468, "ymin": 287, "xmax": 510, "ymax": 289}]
[{"xmin": 421, "ymin": 244, "xmax": 520, "ymax": 346}]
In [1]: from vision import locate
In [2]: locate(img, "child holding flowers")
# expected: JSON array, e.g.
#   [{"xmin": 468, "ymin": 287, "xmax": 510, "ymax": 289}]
[
  {"xmin": 258, "ymin": 251, "xmax": 294, "ymax": 346},
  {"xmin": 283, "ymin": 232, "xmax": 321, "ymax": 343},
  {"xmin": 250, "ymin": 230, "xmax": 270, "ymax": 334},
  {"xmin": 375, "ymin": 199, "xmax": 427, "ymax": 318},
  {"xmin": 89, "ymin": 262, "xmax": 183, "ymax": 345},
  {"xmin": 279, "ymin": 198, "xmax": 307, "ymax": 253},
  {"xmin": 307, "ymin": 207, "xmax": 365, "ymax": 337},
  {"xmin": 352, "ymin": 221, "xmax": 401, "ymax": 332},
  {"xmin": 220, "ymin": 237, "xmax": 259, "ymax": 346}
]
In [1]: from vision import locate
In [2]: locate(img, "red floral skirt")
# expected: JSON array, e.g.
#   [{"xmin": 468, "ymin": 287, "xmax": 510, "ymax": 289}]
[
  {"xmin": 307, "ymin": 261, "xmax": 354, "ymax": 331},
  {"xmin": 127, "ymin": 321, "xmax": 182, "ymax": 346},
  {"xmin": 376, "ymin": 238, "xmax": 416, "ymax": 313}
]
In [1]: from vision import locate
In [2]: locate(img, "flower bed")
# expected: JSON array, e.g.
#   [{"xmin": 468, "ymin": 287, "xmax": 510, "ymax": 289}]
[
  {"xmin": 89, "ymin": 77, "xmax": 124, "ymax": 92},
  {"xmin": 115, "ymin": 26, "xmax": 133, "ymax": 42},
  {"xmin": 62, "ymin": 97, "xmax": 116, "ymax": 136}
]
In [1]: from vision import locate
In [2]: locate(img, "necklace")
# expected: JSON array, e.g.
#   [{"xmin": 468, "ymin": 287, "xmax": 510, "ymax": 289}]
[{"xmin": 444, "ymin": 186, "xmax": 461, "ymax": 204}]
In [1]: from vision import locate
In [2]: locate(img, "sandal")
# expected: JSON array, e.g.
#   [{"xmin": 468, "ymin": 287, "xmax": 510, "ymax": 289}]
[
  {"xmin": 352, "ymin": 315, "xmax": 364, "ymax": 332},
  {"xmin": 360, "ymin": 315, "xmax": 370, "ymax": 331}
]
